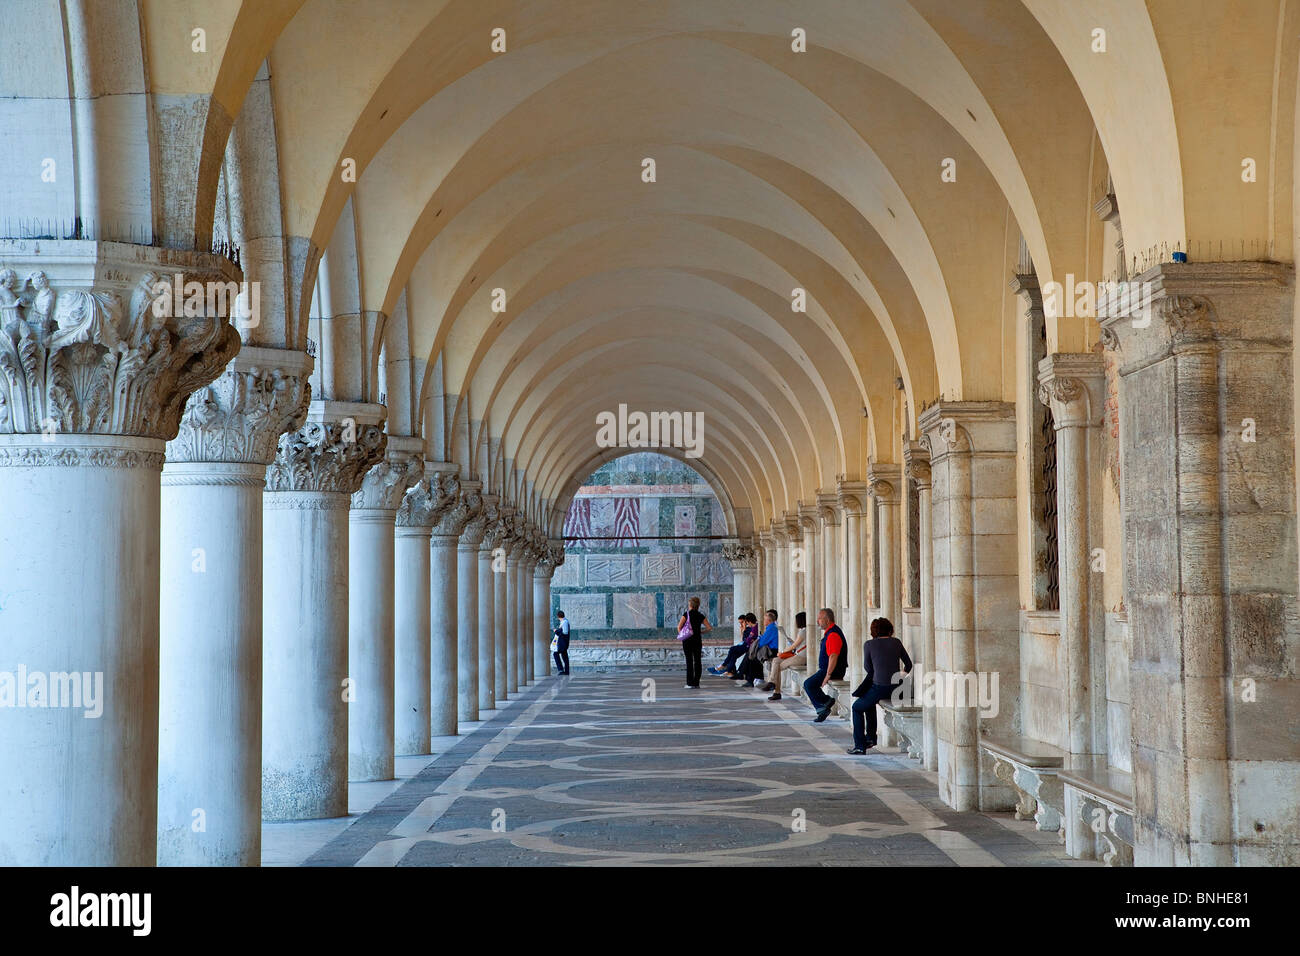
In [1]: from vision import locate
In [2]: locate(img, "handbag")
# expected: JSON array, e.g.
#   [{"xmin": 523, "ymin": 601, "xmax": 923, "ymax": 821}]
[
  {"xmin": 550, "ymin": 636, "xmax": 559, "ymax": 653},
  {"xmin": 676, "ymin": 610, "xmax": 694, "ymax": 641}
]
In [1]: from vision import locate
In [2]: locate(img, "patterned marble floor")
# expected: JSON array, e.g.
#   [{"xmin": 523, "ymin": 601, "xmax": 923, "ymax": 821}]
[{"xmin": 270, "ymin": 673, "xmax": 1094, "ymax": 867}]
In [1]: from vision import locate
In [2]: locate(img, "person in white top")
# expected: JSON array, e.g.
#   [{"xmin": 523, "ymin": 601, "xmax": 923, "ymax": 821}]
[
  {"xmin": 762, "ymin": 611, "xmax": 807, "ymax": 700},
  {"xmin": 552, "ymin": 611, "xmax": 571, "ymax": 675}
]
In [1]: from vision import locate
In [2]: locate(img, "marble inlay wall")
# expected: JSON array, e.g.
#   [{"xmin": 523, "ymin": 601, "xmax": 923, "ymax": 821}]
[{"xmin": 552, "ymin": 453, "xmax": 734, "ymax": 644}]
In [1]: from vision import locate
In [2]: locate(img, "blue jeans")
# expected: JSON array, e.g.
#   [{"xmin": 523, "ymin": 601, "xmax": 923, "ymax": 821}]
[
  {"xmin": 803, "ymin": 669, "xmax": 832, "ymax": 711},
  {"xmin": 852, "ymin": 683, "xmax": 899, "ymax": 749},
  {"xmin": 717, "ymin": 643, "xmax": 747, "ymax": 673}
]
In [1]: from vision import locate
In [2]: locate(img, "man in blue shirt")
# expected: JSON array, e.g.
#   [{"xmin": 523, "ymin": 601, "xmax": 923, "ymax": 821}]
[{"xmin": 738, "ymin": 610, "xmax": 779, "ymax": 686}]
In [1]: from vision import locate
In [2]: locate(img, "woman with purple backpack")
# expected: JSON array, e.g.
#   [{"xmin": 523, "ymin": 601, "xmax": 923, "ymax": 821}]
[{"xmin": 675, "ymin": 596, "xmax": 711, "ymax": 689}]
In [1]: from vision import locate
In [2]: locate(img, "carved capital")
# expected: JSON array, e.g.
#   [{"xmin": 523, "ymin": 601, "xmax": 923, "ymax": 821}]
[
  {"xmin": 431, "ymin": 484, "xmax": 479, "ymax": 537},
  {"xmin": 722, "ymin": 542, "xmax": 757, "ymax": 570},
  {"xmin": 0, "ymin": 246, "xmax": 243, "ymax": 443},
  {"xmin": 168, "ymin": 348, "xmax": 312, "ymax": 464},
  {"xmin": 904, "ymin": 440, "xmax": 931, "ymax": 491},
  {"xmin": 397, "ymin": 470, "xmax": 461, "ymax": 528},
  {"xmin": 265, "ymin": 419, "xmax": 387, "ymax": 494},
  {"xmin": 351, "ymin": 450, "xmax": 422, "ymax": 511},
  {"xmin": 1036, "ymin": 376, "xmax": 1083, "ymax": 409},
  {"xmin": 458, "ymin": 490, "xmax": 489, "ymax": 547},
  {"xmin": 1160, "ymin": 294, "xmax": 1216, "ymax": 347}
]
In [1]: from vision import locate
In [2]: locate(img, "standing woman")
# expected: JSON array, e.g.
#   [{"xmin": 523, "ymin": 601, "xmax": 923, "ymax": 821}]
[{"xmin": 676, "ymin": 596, "xmax": 711, "ymax": 689}]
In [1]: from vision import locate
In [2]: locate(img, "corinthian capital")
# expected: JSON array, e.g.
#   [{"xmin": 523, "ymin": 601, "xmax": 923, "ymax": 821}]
[
  {"xmin": 721, "ymin": 541, "xmax": 757, "ymax": 570},
  {"xmin": 457, "ymin": 489, "xmax": 489, "ymax": 546},
  {"xmin": 0, "ymin": 244, "xmax": 242, "ymax": 442},
  {"xmin": 351, "ymin": 450, "xmax": 423, "ymax": 511},
  {"xmin": 398, "ymin": 470, "xmax": 461, "ymax": 528},
  {"xmin": 265, "ymin": 417, "xmax": 387, "ymax": 494},
  {"xmin": 168, "ymin": 348, "xmax": 313, "ymax": 465},
  {"xmin": 431, "ymin": 484, "xmax": 479, "ymax": 537}
]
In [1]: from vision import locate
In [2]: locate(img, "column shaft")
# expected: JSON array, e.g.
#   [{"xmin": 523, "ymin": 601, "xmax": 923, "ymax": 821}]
[
  {"xmin": 394, "ymin": 524, "xmax": 432, "ymax": 755},
  {"xmin": 0, "ymin": 436, "xmax": 164, "ymax": 864},
  {"xmin": 158, "ymin": 461, "xmax": 265, "ymax": 865},
  {"xmin": 348, "ymin": 509, "xmax": 397, "ymax": 781},
  {"xmin": 429, "ymin": 536, "xmax": 459, "ymax": 736}
]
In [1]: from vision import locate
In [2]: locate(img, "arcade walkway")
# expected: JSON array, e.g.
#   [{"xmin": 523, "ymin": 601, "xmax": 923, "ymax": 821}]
[{"xmin": 265, "ymin": 674, "xmax": 1091, "ymax": 867}]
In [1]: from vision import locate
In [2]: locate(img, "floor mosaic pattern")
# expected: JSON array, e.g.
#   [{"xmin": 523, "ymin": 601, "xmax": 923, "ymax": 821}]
[{"xmin": 289, "ymin": 674, "xmax": 1093, "ymax": 867}]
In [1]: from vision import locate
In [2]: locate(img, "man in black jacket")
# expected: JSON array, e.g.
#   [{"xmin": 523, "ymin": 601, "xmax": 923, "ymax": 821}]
[{"xmin": 847, "ymin": 617, "xmax": 912, "ymax": 754}]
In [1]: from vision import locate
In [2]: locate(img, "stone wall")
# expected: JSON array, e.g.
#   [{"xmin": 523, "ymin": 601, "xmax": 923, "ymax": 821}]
[{"xmin": 551, "ymin": 453, "xmax": 735, "ymax": 668}]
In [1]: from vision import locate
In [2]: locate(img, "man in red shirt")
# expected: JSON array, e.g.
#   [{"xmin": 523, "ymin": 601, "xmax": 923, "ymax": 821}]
[{"xmin": 803, "ymin": 608, "xmax": 848, "ymax": 722}]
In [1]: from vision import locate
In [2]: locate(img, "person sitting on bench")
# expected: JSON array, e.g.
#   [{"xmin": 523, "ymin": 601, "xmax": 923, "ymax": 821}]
[
  {"xmin": 846, "ymin": 617, "xmax": 912, "ymax": 755},
  {"xmin": 760, "ymin": 611, "xmax": 806, "ymax": 700}
]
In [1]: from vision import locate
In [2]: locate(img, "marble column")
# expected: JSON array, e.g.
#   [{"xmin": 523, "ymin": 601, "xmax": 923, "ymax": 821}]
[
  {"xmin": 1038, "ymin": 356, "xmax": 1107, "ymax": 761},
  {"xmin": 158, "ymin": 347, "xmax": 311, "ymax": 865},
  {"xmin": 393, "ymin": 468, "xmax": 459, "ymax": 754},
  {"xmin": 493, "ymin": 521, "xmax": 512, "ymax": 701},
  {"xmin": 769, "ymin": 529, "xmax": 787, "ymax": 626},
  {"xmin": 838, "ymin": 482, "xmax": 870, "ymax": 690},
  {"xmin": 456, "ymin": 484, "xmax": 487, "ymax": 724},
  {"xmin": 262, "ymin": 403, "xmax": 386, "ymax": 820},
  {"xmin": 904, "ymin": 445, "xmax": 936, "ymax": 771},
  {"xmin": 519, "ymin": 543, "xmax": 534, "ymax": 682},
  {"xmin": 723, "ymin": 542, "xmax": 757, "ymax": 618},
  {"xmin": 527, "ymin": 543, "xmax": 545, "ymax": 679},
  {"xmin": 429, "ymin": 479, "xmax": 473, "ymax": 737},
  {"xmin": 818, "ymin": 492, "xmax": 842, "ymax": 617},
  {"xmin": 870, "ymin": 465, "xmax": 902, "ymax": 625},
  {"xmin": 535, "ymin": 545, "xmax": 561, "ymax": 675},
  {"xmin": 920, "ymin": 402, "xmax": 1018, "ymax": 813},
  {"xmin": 797, "ymin": 508, "xmax": 820, "ymax": 679},
  {"xmin": 1100, "ymin": 263, "xmax": 1298, "ymax": 865},
  {"xmin": 0, "ymin": 245, "xmax": 240, "ymax": 865},
  {"xmin": 348, "ymin": 440, "xmax": 422, "ymax": 782},
  {"xmin": 477, "ymin": 498, "xmax": 503, "ymax": 714},
  {"xmin": 506, "ymin": 544, "xmax": 523, "ymax": 692}
]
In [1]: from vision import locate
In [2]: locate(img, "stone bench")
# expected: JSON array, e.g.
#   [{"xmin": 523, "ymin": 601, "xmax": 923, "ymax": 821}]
[
  {"xmin": 827, "ymin": 679, "xmax": 851, "ymax": 719},
  {"xmin": 1059, "ymin": 757, "xmax": 1135, "ymax": 866},
  {"xmin": 879, "ymin": 700, "xmax": 923, "ymax": 759},
  {"xmin": 979, "ymin": 734, "xmax": 1067, "ymax": 837}
]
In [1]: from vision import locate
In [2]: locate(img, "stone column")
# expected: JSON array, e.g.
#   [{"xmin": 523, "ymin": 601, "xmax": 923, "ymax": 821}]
[
  {"xmin": 904, "ymin": 444, "xmax": 936, "ymax": 771},
  {"xmin": 506, "ymin": 543, "xmax": 523, "ymax": 692},
  {"xmin": 158, "ymin": 347, "xmax": 311, "ymax": 865},
  {"xmin": 769, "ymin": 529, "xmax": 787, "ymax": 626},
  {"xmin": 262, "ymin": 403, "xmax": 386, "ymax": 820},
  {"xmin": 723, "ymin": 542, "xmax": 757, "ymax": 618},
  {"xmin": 456, "ymin": 484, "xmax": 487, "ymax": 723},
  {"xmin": 347, "ymin": 439, "xmax": 422, "ymax": 782},
  {"xmin": 1038, "ymin": 356, "xmax": 1107, "ymax": 761},
  {"xmin": 429, "ymin": 478, "xmax": 472, "ymax": 737},
  {"xmin": 477, "ymin": 498, "xmax": 503, "ymax": 714},
  {"xmin": 535, "ymin": 545, "xmax": 561, "ymax": 675},
  {"xmin": 838, "ymin": 482, "xmax": 871, "ymax": 689},
  {"xmin": 920, "ymin": 402, "xmax": 1018, "ymax": 813},
  {"xmin": 797, "ymin": 508, "xmax": 820, "ymax": 678},
  {"xmin": 1100, "ymin": 263, "xmax": 1298, "ymax": 865},
  {"xmin": 782, "ymin": 514, "xmax": 801, "ymax": 652},
  {"xmin": 519, "ymin": 542, "xmax": 534, "ymax": 682},
  {"xmin": 393, "ymin": 467, "xmax": 459, "ymax": 754},
  {"xmin": 870, "ymin": 465, "xmax": 902, "ymax": 624},
  {"xmin": 0, "ymin": 245, "xmax": 240, "ymax": 865},
  {"xmin": 493, "ymin": 522, "xmax": 512, "ymax": 701},
  {"xmin": 818, "ymin": 492, "xmax": 842, "ymax": 617},
  {"xmin": 528, "ymin": 542, "xmax": 546, "ymax": 679}
]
